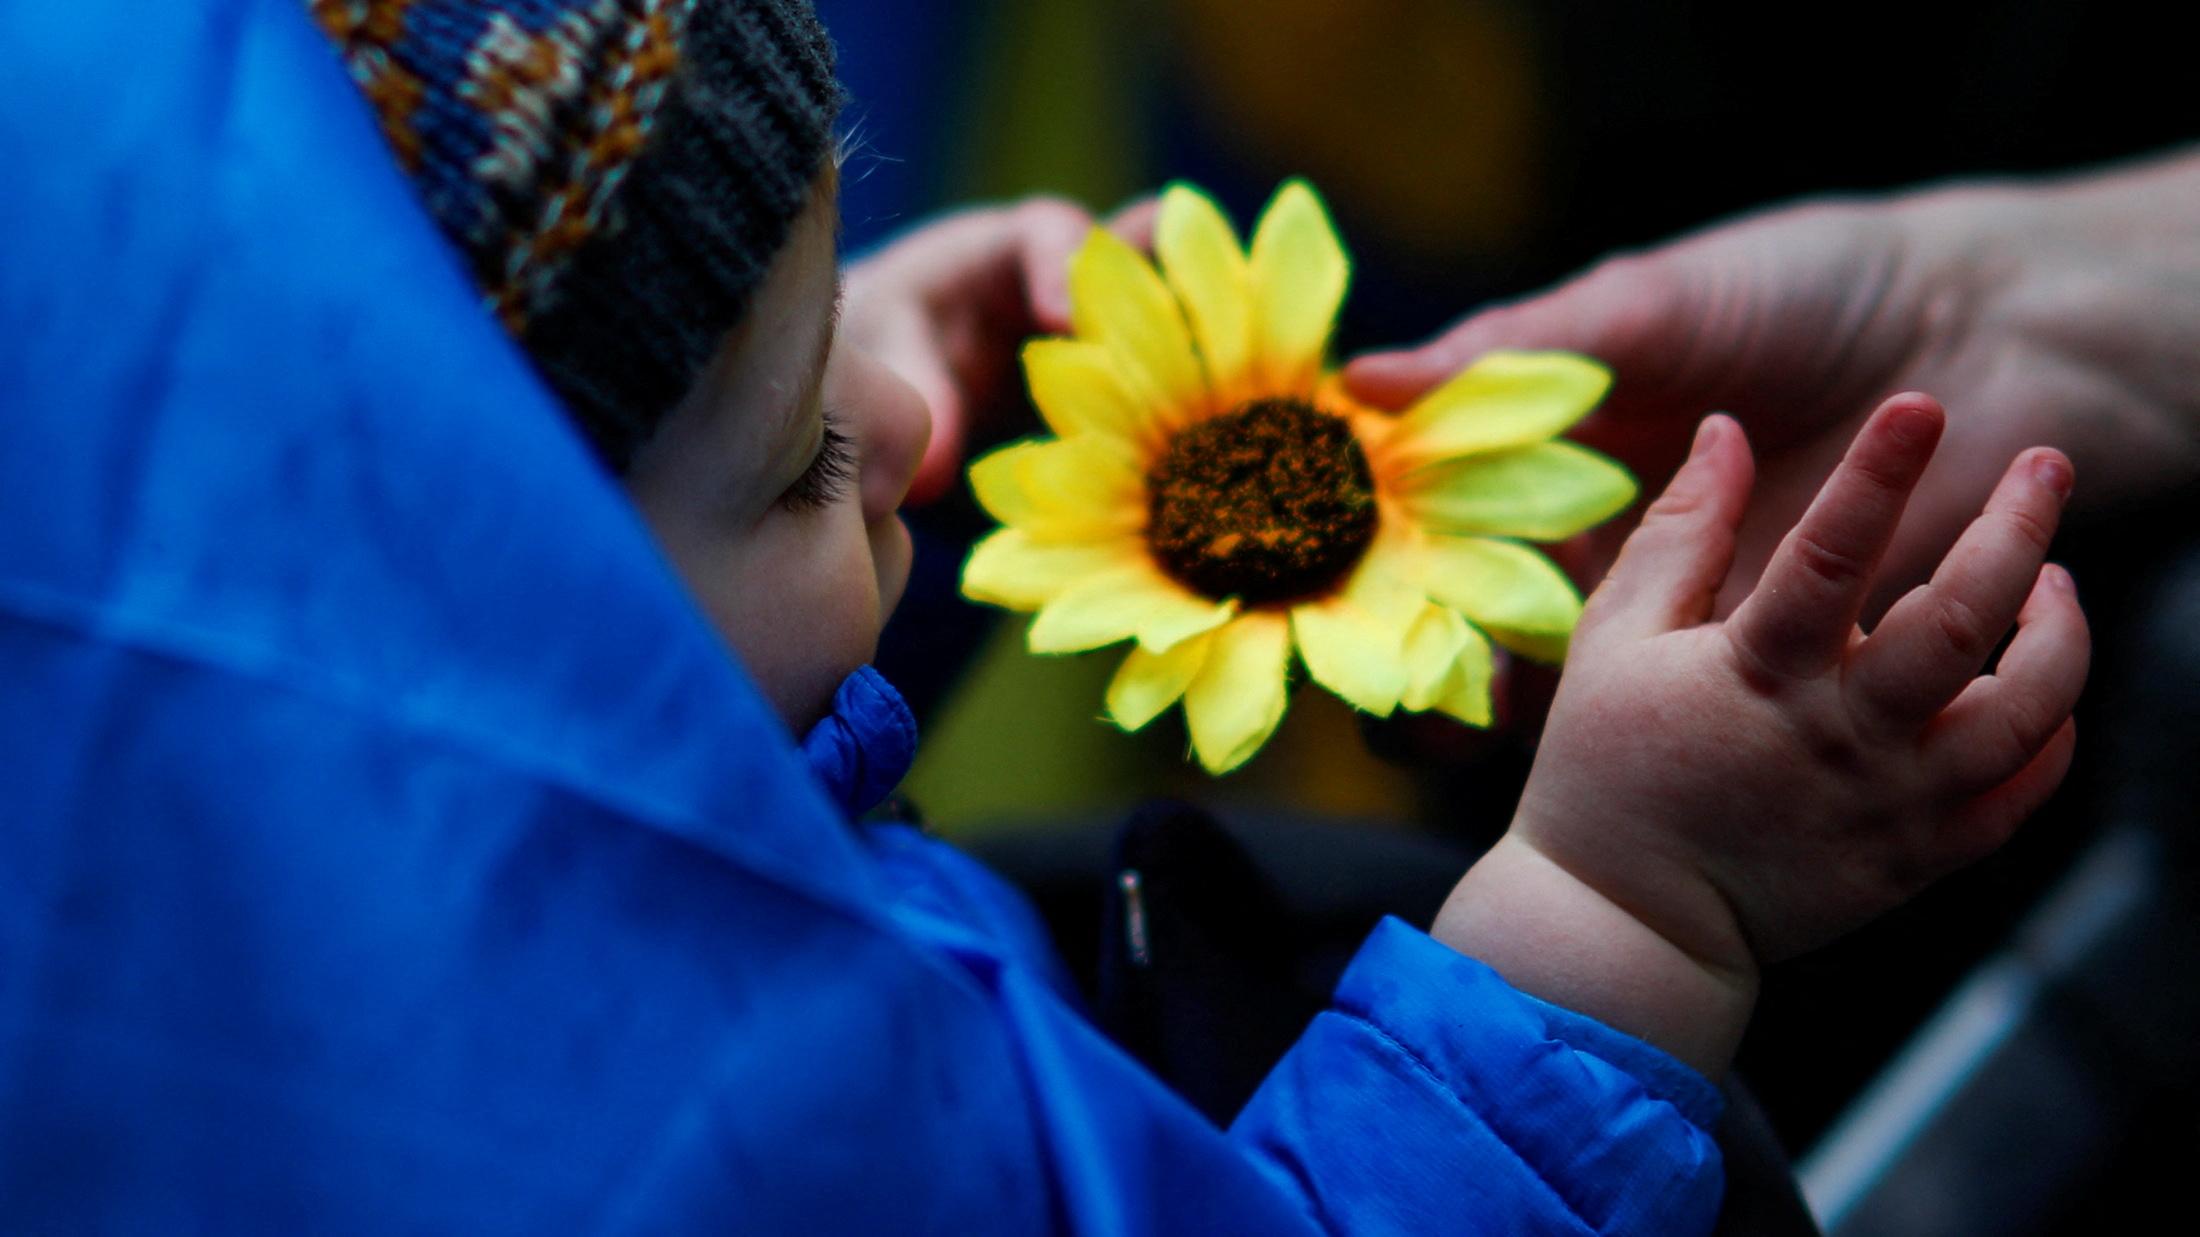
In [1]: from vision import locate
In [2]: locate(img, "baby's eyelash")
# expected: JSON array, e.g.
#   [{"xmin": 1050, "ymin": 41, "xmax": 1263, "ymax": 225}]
[{"xmin": 780, "ymin": 411, "xmax": 855, "ymax": 513}]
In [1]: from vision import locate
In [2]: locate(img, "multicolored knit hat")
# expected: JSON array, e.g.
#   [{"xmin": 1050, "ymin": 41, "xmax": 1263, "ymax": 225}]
[{"xmin": 310, "ymin": 0, "xmax": 845, "ymax": 469}]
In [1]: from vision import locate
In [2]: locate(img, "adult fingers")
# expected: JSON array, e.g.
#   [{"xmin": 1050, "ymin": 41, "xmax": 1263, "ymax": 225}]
[
  {"xmin": 1923, "ymin": 563, "xmax": 2090, "ymax": 796},
  {"xmin": 1724, "ymin": 394, "xmax": 1943, "ymax": 680},
  {"xmin": 1848, "ymin": 449, "xmax": 2071, "ymax": 733},
  {"xmin": 1341, "ymin": 251, "xmax": 1692, "ymax": 411},
  {"xmin": 1579, "ymin": 415, "xmax": 1755, "ymax": 642}
]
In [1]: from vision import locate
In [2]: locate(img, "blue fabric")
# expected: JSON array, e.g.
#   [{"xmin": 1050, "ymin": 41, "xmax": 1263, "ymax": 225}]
[
  {"xmin": 1233, "ymin": 921, "xmax": 1725, "ymax": 1235},
  {"xmin": 800, "ymin": 665, "xmax": 918, "ymax": 816},
  {"xmin": 863, "ymin": 822, "xmax": 1083, "ymax": 1006},
  {"xmin": 0, "ymin": 2, "xmax": 1722, "ymax": 1232}
]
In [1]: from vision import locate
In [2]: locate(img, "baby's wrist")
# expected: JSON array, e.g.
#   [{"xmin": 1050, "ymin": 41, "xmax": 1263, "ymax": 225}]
[{"xmin": 1429, "ymin": 834, "xmax": 1759, "ymax": 1078}]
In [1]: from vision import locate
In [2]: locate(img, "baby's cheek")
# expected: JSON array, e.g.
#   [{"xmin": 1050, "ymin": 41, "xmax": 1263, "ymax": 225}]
[
  {"xmin": 685, "ymin": 511, "xmax": 882, "ymax": 733},
  {"xmin": 870, "ymin": 510, "xmax": 914, "ymax": 620},
  {"xmin": 775, "ymin": 518, "xmax": 889, "ymax": 727}
]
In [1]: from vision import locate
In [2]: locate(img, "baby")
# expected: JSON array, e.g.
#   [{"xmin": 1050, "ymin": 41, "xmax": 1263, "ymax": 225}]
[
  {"xmin": 1, "ymin": 0, "xmax": 2081, "ymax": 1230},
  {"xmin": 548, "ymin": 8, "xmax": 2085, "ymax": 1083},
  {"xmin": 329, "ymin": 0, "xmax": 2082, "ymax": 1202}
]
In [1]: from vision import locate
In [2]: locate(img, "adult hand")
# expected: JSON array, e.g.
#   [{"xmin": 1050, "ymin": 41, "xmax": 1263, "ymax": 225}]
[
  {"xmin": 843, "ymin": 196, "xmax": 1159, "ymax": 506},
  {"xmin": 1347, "ymin": 148, "xmax": 2200, "ymax": 620}
]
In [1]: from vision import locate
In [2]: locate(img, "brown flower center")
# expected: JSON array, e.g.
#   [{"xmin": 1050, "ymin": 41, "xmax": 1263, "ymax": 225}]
[{"xmin": 1145, "ymin": 398, "xmax": 1377, "ymax": 606}]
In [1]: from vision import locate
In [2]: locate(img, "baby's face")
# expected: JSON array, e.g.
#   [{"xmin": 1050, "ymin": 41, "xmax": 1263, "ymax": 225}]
[{"xmin": 623, "ymin": 170, "xmax": 930, "ymax": 732}]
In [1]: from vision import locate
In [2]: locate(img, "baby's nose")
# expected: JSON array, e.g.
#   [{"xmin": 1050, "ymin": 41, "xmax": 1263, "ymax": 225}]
[{"xmin": 850, "ymin": 349, "xmax": 931, "ymax": 523}]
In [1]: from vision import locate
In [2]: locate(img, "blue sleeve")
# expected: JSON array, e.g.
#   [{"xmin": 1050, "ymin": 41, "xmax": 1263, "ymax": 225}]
[
  {"xmin": 1231, "ymin": 918, "xmax": 1725, "ymax": 1235},
  {"xmin": 876, "ymin": 821, "xmax": 1727, "ymax": 1234}
]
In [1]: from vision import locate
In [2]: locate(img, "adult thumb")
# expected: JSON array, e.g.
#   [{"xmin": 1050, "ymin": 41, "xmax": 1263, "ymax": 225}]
[{"xmin": 1343, "ymin": 254, "xmax": 1689, "ymax": 412}]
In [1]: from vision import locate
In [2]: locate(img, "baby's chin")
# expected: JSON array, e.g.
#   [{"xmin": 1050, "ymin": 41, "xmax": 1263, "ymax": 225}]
[
  {"xmin": 781, "ymin": 630, "xmax": 888, "ymax": 737},
  {"xmin": 783, "ymin": 662, "xmax": 863, "ymax": 736}
]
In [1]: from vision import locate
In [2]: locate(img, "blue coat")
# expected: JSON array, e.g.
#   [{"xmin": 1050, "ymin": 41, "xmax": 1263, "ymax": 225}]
[{"xmin": 0, "ymin": 2, "xmax": 1722, "ymax": 1231}]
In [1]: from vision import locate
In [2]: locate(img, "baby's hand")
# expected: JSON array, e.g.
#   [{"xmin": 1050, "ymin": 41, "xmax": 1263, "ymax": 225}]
[
  {"xmin": 1432, "ymin": 394, "xmax": 2087, "ymax": 1072},
  {"xmin": 843, "ymin": 196, "xmax": 1158, "ymax": 505}
]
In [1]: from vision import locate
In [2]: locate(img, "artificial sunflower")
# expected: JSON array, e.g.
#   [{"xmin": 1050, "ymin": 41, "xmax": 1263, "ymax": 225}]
[{"xmin": 961, "ymin": 180, "xmax": 1635, "ymax": 774}]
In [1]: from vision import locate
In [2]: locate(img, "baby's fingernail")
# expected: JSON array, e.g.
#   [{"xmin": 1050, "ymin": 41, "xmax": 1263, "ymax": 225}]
[
  {"xmin": 2034, "ymin": 454, "xmax": 2073, "ymax": 499},
  {"xmin": 1885, "ymin": 402, "xmax": 1941, "ymax": 446},
  {"xmin": 1689, "ymin": 416, "xmax": 1722, "ymax": 460}
]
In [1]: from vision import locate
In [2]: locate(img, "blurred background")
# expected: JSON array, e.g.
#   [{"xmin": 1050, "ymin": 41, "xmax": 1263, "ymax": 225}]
[{"xmin": 824, "ymin": 2, "xmax": 2200, "ymax": 1232}]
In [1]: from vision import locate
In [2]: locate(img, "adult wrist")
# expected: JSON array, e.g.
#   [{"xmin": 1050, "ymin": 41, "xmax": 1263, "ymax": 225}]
[{"xmin": 1892, "ymin": 157, "xmax": 2200, "ymax": 510}]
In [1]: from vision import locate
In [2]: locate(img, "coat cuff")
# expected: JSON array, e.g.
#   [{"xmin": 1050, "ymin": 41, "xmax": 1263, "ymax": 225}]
[{"xmin": 1231, "ymin": 917, "xmax": 1724, "ymax": 1235}]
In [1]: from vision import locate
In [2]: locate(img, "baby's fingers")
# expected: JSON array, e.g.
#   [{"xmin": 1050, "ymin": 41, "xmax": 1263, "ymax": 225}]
[
  {"xmin": 1579, "ymin": 414, "xmax": 1753, "ymax": 640},
  {"xmin": 1925, "ymin": 562, "xmax": 2090, "ymax": 801},
  {"xmin": 1848, "ymin": 449, "xmax": 2072, "ymax": 733},
  {"xmin": 1012, "ymin": 199, "xmax": 1115, "ymax": 333},
  {"xmin": 1937, "ymin": 718, "xmax": 2078, "ymax": 872},
  {"xmin": 1726, "ymin": 395, "xmax": 1942, "ymax": 679},
  {"xmin": 1025, "ymin": 196, "xmax": 1158, "ymax": 333}
]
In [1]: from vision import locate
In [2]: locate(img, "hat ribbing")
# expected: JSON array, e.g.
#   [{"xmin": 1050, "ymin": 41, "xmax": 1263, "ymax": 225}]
[{"xmin": 311, "ymin": 0, "xmax": 845, "ymax": 468}]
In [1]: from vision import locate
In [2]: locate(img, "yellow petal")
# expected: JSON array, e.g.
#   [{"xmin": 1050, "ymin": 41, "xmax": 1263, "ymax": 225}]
[
  {"xmin": 1138, "ymin": 593, "xmax": 1240, "ymax": 654},
  {"xmin": 1069, "ymin": 228, "xmax": 1207, "ymax": 421},
  {"xmin": 1028, "ymin": 560, "xmax": 1234, "ymax": 655},
  {"xmin": 1400, "ymin": 603, "xmax": 1472, "ymax": 711},
  {"xmin": 1291, "ymin": 598, "xmax": 1404, "ymax": 715},
  {"xmin": 1248, "ymin": 180, "xmax": 1349, "ymax": 397},
  {"xmin": 1420, "ymin": 536, "xmax": 1582, "ymax": 637},
  {"xmin": 1022, "ymin": 339, "xmax": 1165, "ymax": 449},
  {"xmin": 1399, "ymin": 442, "xmax": 1637, "ymax": 540},
  {"xmin": 1384, "ymin": 351, "xmax": 1613, "ymax": 472},
  {"xmin": 962, "ymin": 529, "xmax": 1141, "ymax": 611},
  {"xmin": 1339, "ymin": 518, "xmax": 1429, "ymax": 635},
  {"xmin": 1431, "ymin": 628, "xmax": 1496, "ymax": 728},
  {"xmin": 1347, "ymin": 407, "xmax": 1401, "ymax": 456},
  {"xmin": 1155, "ymin": 184, "xmax": 1256, "ymax": 409},
  {"xmin": 968, "ymin": 437, "xmax": 1144, "ymax": 542},
  {"xmin": 1487, "ymin": 627, "xmax": 1572, "ymax": 667},
  {"xmin": 1106, "ymin": 632, "xmax": 1216, "ymax": 731},
  {"xmin": 1182, "ymin": 612, "xmax": 1293, "ymax": 774}
]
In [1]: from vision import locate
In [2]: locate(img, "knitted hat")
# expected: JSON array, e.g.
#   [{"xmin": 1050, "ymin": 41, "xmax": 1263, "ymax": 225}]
[{"xmin": 310, "ymin": 0, "xmax": 846, "ymax": 469}]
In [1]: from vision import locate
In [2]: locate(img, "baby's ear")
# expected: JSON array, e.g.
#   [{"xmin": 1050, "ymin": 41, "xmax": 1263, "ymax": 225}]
[{"xmin": 1578, "ymin": 414, "xmax": 1755, "ymax": 643}]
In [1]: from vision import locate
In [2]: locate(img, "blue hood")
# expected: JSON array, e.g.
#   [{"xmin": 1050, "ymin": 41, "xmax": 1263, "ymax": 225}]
[{"xmin": 0, "ymin": 4, "xmax": 1723, "ymax": 1232}]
